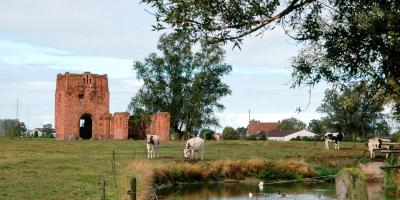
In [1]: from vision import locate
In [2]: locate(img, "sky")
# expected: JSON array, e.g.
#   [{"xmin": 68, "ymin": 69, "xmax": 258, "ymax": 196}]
[{"xmin": 0, "ymin": 0, "xmax": 328, "ymax": 131}]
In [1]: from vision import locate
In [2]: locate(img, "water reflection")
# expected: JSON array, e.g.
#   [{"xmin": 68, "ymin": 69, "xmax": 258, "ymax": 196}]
[{"xmin": 157, "ymin": 182, "xmax": 337, "ymax": 200}]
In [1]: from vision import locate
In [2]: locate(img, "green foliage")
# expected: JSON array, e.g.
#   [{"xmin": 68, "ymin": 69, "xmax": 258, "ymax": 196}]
[
  {"xmin": 236, "ymin": 127, "xmax": 247, "ymax": 139},
  {"xmin": 277, "ymin": 117, "xmax": 306, "ymax": 130},
  {"xmin": 142, "ymin": 0, "xmax": 400, "ymax": 119},
  {"xmin": 0, "ymin": 119, "xmax": 25, "ymax": 138},
  {"xmin": 307, "ymin": 119, "xmax": 327, "ymax": 136},
  {"xmin": 391, "ymin": 131, "xmax": 400, "ymax": 142},
  {"xmin": 200, "ymin": 128, "xmax": 214, "ymax": 140},
  {"xmin": 317, "ymin": 83, "xmax": 389, "ymax": 137},
  {"xmin": 128, "ymin": 32, "xmax": 232, "ymax": 139},
  {"xmin": 290, "ymin": 136, "xmax": 316, "ymax": 141},
  {"xmin": 222, "ymin": 126, "xmax": 239, "ymax": 140},
  {"xmin": 41, "ymin": 124, "xmax": 54, "ymax": 138}
]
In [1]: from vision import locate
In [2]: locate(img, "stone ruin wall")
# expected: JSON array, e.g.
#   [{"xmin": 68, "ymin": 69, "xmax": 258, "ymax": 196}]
[
  {"xmin": 55, "ymin": 72, "xmax": 129, "ymax": 140},
  {"xmin": 55, "ymin": 72, "xmax": 170, "ymax": 141},
  {"xmin": 149, "ymin": 112, "xmax": 171, "ymax": 141}
]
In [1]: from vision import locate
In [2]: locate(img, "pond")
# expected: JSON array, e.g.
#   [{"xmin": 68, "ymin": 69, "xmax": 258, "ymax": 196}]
[{"xmin": 157, "ymin": 182, "xmax": 337, "ymax": 200}]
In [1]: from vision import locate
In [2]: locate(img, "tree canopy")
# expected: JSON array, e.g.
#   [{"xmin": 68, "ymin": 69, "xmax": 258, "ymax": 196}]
[
  {"xmin": 142, "ymin": 0, "xmax": 400, "ymax": 117},
  {"xmin": 317, "ymin": 82, "xmax": 390, "ymax": 137},
  {"xmin": 128, "ymin": 33, "xmax": 232, "ymax": 138},
  {"xmin": 222, "ymin": 126, "xmax": 239, "ymax": 140},
  {"xmin": 277, "ymin": 117, "xmax": 306, "ymax": 130}
]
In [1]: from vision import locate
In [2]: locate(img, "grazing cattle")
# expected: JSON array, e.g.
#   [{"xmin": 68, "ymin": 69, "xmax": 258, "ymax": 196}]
[
  {"xmin": 146, "ymin": 134, "xmax": 160, "ymax": 159},
  {"xmin": 183, "ymin": 136, "xmax": 204, "ymax": 160},
  {"xmin": 325, "ymin": 132, "xmax": 344, "ymax": 150},
  {"xmin": 367, "ymin": 137, "xmax": 392, "ymax": 159}
]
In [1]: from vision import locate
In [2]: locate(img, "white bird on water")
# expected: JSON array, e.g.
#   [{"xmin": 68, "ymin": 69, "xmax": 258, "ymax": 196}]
[
  {"xmin": 249, "ymin": 192, "xmax": 254, "ymax": 198},
  {"xmin": 258, "ymin": 181, "xmax": 264, "ymax": 186}
]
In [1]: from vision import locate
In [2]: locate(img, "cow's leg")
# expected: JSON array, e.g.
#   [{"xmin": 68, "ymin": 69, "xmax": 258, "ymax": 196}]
[
  {"xmin": 147, "ymin": 144, "xmax": 150, "ymax": 159},
  {"xmin": 325, "ymin": 140, "xmax": 329, "ymax": 150},
  {"xmin": 156, "ymin": 146, "xmax": 160, "ymax": 158},
  {"xmin": 200, "ymin": 147, "xmax": 204, "ymax": 161},
  {"xmin": 337, "ymin": 142, "xmax": 340, "ymax": 150}
]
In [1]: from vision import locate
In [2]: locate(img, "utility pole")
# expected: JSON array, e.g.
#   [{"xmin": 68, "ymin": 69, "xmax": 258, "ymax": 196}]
[{"xmin": 248, "ymin": 109, "xmax": 250, "ymax": 124}]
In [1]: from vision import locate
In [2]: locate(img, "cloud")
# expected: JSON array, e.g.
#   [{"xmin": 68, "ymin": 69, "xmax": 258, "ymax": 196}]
[
  {"xmin": 0, "ymin": 0, "xmax": 161, "ymax": 58},
  {"xmin": 0, "ymin": 81, "xmax": 55, "ymax": 92}
]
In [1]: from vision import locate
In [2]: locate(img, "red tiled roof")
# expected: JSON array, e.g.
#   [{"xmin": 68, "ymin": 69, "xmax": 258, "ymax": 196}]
[
  {"xmin": 267, "ymin": 130, "xmax": 300, "ymax": 137},
  {"xmin": 247, "ymin": 122, "xmax": 278, "ymax": 135}
]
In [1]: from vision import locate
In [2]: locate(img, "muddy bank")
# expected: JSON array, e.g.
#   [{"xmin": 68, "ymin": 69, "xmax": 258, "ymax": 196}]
[{"xmin": 151, "ymin": 159, "xmax": 337, "ymax": 187}]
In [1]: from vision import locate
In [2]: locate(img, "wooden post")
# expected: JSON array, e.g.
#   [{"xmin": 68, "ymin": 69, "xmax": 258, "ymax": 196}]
[
  {"xmin": 352, "ymin": 134, "xmax": 355, "ymax": 147},
  {"xmin": 98, "ymin": 179, "xmax": 105, "ymax": 200},
  {"xmin": 128, "ymin": 177, "xmax": 136, "ymax": 200}
]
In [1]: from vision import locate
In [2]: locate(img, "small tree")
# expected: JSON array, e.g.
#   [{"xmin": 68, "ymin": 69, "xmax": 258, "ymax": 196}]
[
  {"xmin": 236, "ymin": 127, "xmax": 247, "ymax": 139},
  {"xmin": 222, "ymin": 126, "xmax": 239, "ymax": 140},
  {"xmin": 277, "ymin": 117, "xmax": 306, "ymax": 130},
  {"xmin": 200, "ymin": 128, "xmax": 214, "ymax": 140}
]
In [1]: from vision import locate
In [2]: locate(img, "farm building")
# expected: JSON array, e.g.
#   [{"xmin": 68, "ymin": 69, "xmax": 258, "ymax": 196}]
[
  {"xmin": 268, "ymin": 129, "xmax": 317, "ymax": 141},
  {"xmin": 246, "ymin": 120, "xmax": 278, "ymax": 136}
]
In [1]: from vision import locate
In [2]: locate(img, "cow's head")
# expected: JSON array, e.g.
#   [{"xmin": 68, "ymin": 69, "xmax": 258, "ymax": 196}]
[{"xmin": 183, "ymin": 149, "xmax": 192, "ymax": 159}]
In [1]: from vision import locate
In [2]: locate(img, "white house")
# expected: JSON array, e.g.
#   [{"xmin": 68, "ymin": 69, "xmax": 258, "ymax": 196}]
[
  {"xmin": 268, "ymin": 129, "xmax": 317, "ymax": 141},
  {"xmin": 26, "ymin": 128, "xmax": 45, "ymax": 137}
]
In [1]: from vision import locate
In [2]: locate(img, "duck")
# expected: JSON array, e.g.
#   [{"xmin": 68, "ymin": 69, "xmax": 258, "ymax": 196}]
[
  {"xmin": 258, "ymin": 181, "xmax": 264, "ymax": 186},
  {"xmin": 278, "ymin": 191, "xmax": 286, "ymax": 198}
]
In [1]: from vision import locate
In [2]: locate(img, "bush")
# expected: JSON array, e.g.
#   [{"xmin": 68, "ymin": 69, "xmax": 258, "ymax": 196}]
[
  {"xmin": 290, "ymin": 136, "xmax": 317, "ymax": 141},
  {"xmin": 222, "ymin": 126, "xmax": 239, "ymax": 140}
]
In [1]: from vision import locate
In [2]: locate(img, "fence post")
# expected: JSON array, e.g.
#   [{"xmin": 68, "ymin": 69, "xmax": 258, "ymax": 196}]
[
  {"xmin": 352, "ymin": 134, "xmax": 355, "ymax": 147},
  {"xmin": 128, "ymin": 177, "xmax": 136, "ymax": 200},
  {"xmin": 98, "ymin": 179, "xmax": 105, "ymax": 200}
]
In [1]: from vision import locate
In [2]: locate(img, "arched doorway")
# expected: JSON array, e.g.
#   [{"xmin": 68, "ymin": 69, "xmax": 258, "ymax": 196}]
[{"xmin": 79, "ymin": 113, "xmax": 92, "ymax": 139}]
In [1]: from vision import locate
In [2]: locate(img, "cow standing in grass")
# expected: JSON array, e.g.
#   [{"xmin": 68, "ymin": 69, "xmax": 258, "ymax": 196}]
[
  {"xmin": 183, "ymin": 136, "xmax": 204, "ymax": 160},
  {"xmin": 146, "ymin": 134, "xmax": 160, "ymax": 159},
  {"xmin": 367, "ymin": 137, "xmax": 392, "ymax": 159},
  {"xmin": 325, "ymin": 132, "xmax": 344, "ymax": 150}
]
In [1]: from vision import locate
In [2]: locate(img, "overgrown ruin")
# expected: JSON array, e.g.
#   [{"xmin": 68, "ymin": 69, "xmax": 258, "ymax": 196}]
[{"xmin": 55, "ymin": 72, "xmax": 170, "ymax": 140}]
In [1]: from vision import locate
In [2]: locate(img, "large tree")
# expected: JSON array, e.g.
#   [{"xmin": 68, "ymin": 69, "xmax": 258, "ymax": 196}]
[
  {"xmin": 142, "ymin": 0, "xmax": 400, "ymax": 117},
  {"xmin": 128, "ymin": 33, "xmax": 232, "ymax": 138},
  {"xmin": 317, "ymin": 82, "xmax": 390, "ymax": 137},
  {"xmin": 277, "ymin": 117, "xmax": 306, "ymax": 130}
]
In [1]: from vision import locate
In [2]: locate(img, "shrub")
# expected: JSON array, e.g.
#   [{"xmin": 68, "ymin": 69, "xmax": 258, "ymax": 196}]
[{"xmin": 222, "ymin": 126, "xmax": 239, "ymax": 140}]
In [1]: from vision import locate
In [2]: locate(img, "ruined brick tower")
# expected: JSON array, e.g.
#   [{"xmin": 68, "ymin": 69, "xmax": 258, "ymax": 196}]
[{"xmin": 55, "ymin": 72, "xmax": 129, "ymax": 140}]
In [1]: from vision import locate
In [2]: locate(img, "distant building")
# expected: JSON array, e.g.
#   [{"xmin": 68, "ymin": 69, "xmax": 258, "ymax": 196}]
[
  {"xmin": 213, "ymin": 132, "xmax": 222, "ymax": 141},
  {"xmin": 268, "ymin": 129, "xmax": 317, "ymax": 141},
  {"xmin": 26, "ymin": 127, "xmax": 56, "ymax": 137},
  {"xmin": 246, "ymin": 120, "xmax": 278, "ymax": 136}
]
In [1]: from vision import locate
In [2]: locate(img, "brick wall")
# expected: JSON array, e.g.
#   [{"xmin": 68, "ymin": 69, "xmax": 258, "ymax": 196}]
[{"xmin": 149, "ymin": 112, "xmax": 170, "ymax": 141}]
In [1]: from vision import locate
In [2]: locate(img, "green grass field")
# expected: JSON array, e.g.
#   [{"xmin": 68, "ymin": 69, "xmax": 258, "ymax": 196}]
[{"xmin": 0, "ymin": 138, "xmax": 367, "ymax": 199}]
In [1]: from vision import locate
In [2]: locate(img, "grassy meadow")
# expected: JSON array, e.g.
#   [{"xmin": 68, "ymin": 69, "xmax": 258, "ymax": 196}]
[{"xmin": 0, "ymin": 138, "xmax": 367, "ymax": 199}]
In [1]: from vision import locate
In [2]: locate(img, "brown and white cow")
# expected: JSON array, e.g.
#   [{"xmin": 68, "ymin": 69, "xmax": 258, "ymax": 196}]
[
  {"xmin": 146, "ymin": 134, "xmax": 160, "ymax": 159},
  {"xmin": 367, "ymin": 137, "xmax": 392, "ymax": 159},
  {"xmin": 183, "ymin": 136, "xmax": 204, "ymax": 160}
]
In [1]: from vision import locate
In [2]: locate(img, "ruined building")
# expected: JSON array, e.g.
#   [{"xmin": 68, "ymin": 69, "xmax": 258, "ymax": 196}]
[
  {"xmin": 55, "ymin": 72, "xmax": 171, "ymax": 141},
  {"xmin": 55, "ymin": 72, "xmax": 129, "ymax": 140}
]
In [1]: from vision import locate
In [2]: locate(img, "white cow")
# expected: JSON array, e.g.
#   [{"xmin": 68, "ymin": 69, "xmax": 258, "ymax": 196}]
[
  {"xmin": 183, "ymin": 136, "xmax": 204, "ymax": 160},
  {"xmin": 325, "ymin": 132, "xmax": 344, "ymax": 150},
  {"xmin": 146, "ymin": 134, "xmax": 160, "ymax": 159},
  {"xmin": 368, "ymin": 137, "xmax": 392, "ymax": 159}
]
